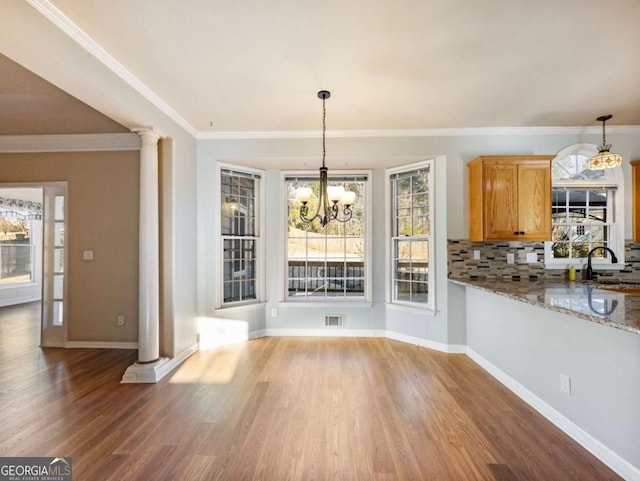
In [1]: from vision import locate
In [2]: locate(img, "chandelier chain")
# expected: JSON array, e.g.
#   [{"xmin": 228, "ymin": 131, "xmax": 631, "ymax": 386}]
[{"xmin": 322, "ymin": 95, "xmax": 326, "ymax": 168}]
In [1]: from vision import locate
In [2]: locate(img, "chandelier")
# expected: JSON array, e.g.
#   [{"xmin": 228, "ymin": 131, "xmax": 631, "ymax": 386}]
[
  {"xmin": 588, "ymin": 114, "xmax": 622, "ymax": 170},
  {"xmin": 295, "ymin": 90, "xmax": 356, "ymax": 227}
]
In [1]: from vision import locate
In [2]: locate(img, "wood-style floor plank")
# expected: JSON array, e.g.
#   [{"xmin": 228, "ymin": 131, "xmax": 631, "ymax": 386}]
[{"xmin": 0, "ymin": 303, "xmax": 623, "ymax": 481}]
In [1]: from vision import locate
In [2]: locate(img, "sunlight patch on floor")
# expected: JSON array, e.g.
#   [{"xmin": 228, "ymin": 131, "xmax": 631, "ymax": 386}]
[
  {"xmin": 168, "ymin": 317, "xmax": 249, "ymax": 384},
  {"xmin": 197, "ymin": 316, "xmax": 249, "ymax": 349}
]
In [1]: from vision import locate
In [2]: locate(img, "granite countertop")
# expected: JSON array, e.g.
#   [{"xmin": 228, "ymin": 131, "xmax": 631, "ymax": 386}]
[{"xmin": 448, "ymin": 277, "xmax": 640, "ymax": 335}]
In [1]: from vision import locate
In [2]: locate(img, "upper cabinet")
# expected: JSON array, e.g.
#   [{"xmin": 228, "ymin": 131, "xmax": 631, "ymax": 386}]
[{"xmin": 468, "ymin": 155, "xmax": 553, "ymax": 241}]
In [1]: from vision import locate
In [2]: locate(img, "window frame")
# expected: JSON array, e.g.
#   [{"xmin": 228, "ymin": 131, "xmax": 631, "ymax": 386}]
[
  {"xmin": 215, "ymin": 162, "xmax": 265, "ymax": 309},
  {"xmin": 386, "ymin": 159, "xmax": 435, "ymax": 311},
  {"xmin": 282, "ymin": 170, "xmax": 372, "ymax": 303},
  {"xmin": 544, "ymin": 144, "xmax": 624, "ymax": 269}
]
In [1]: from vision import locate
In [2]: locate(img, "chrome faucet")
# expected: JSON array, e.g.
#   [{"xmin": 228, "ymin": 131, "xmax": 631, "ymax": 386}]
[{"xmin": 585, "ymin": 246, "xmax": 618, "ymax": 281}]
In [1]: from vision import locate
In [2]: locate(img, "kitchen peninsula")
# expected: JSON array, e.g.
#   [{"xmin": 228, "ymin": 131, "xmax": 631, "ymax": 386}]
[
  {"xmin": 449, "ymin": 276, "xmax": 640, "ymax": 480},
  {"xmin": 449, "ymin": 277, "xmax": 640, "ymax": 334}
]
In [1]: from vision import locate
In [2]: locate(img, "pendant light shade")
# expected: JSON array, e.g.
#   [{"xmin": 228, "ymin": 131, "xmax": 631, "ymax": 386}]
[{"xmin": 588, "ymin": 115, "xmax": 622, "ymax": 170}]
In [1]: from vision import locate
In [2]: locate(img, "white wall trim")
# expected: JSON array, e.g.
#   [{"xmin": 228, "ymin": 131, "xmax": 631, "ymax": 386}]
[
  {"xmin": 197, "ymin": 125, "xmax": 640, "ymax": 140},
  {"xmin": 65, "ymin": 341, "xmax": 138, "ymax": 349},
  {"xmin": 265, "ymin": 328, "xmax": 386, "ymax": 338},
  {"xmin": 249, "ymin": 329, "xmax": 267, "ymax": 340},
  {"xmin": 385, "ymin": 330, "xmax": 466, "ymax": 353},
  {"xmin": 156, "ymin": 342, "xmax": 199, "ymax": 379},
  {"xmin": 253, "ymin": 328, "xmax": 466, "ymax": 354},
  {"xmin": 0, "ymin": 133, "xmax": 141, "ymax": 153},
  {"xmin": 121, "ymin": 342, "xmax": 198, "ymax": 383},
  {"xmin": 25, "ymin": 0, "xmax": 197, "ymax": 138},
  {"xmin": 0, "ymin": 296, "xmax": 41, "ymax": 308},
  {"xmin": 466, "ymin": 347, "xmax": 640, "ymax": 481}
]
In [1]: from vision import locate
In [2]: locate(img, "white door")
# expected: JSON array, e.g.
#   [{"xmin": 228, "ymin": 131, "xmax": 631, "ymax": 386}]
[{"xmin": 41, "ymin": 185, "xmax": 67, "ymax": 347}]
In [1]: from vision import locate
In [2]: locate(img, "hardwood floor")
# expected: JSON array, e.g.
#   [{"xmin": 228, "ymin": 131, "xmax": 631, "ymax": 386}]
[{"xmin": 0, "ymin": 304, "xmax": 622, "ymax": 480}]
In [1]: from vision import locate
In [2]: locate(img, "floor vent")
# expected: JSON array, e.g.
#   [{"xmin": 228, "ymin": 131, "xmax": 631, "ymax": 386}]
[{"xmin": 325, "ymin": 315, "xmax": 343, "ymax": 327}]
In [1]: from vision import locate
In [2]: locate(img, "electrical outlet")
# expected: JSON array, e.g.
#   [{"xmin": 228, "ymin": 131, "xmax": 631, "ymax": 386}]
[
  {"xmin": 117, "ymin": 315, "xmax": 125, "ymax": 326},
  {"xmin": 560, "ymin": 373, "xmax": 571, "ymax": 395},
  {"xmin": 526, "ymin": 252, "xmax": 538, "ymax": 263},
  {"xmin": 271, "ymin": 308, "xmax": 278, "ymax": 317},
  {"xmin": 506, "ymin": 253, "xmax": 515, "ymax": 264},
  {"xmin": 473, "ymin": 250, "xmax": 481, "ymax": 260}
]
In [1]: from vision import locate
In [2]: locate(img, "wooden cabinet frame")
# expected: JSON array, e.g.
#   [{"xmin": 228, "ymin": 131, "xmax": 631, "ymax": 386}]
[{"xmin": 468, "ymin": 155, "xmax": 553, "ymax": 241}]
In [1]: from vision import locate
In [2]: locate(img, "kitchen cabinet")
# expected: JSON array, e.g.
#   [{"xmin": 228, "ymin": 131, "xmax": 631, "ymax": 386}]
[{"xmin": 468, "ymin": 155, "xmax": 553, "ymax": 241}]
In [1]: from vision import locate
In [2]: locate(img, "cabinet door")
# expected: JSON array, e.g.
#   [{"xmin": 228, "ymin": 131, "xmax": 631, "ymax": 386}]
[
  {"xmin": 484, "ymin": 163, "xmax": 519, "ymax": 239},
  {"xmin": 518, "ymin": 162, "xmax": 551, "ymax": 240}
]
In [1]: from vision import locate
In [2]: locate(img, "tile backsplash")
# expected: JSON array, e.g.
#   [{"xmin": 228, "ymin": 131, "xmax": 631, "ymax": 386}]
[{"xmin": 447, "ymin": 239, "xmax": 640, "ymax": 281}]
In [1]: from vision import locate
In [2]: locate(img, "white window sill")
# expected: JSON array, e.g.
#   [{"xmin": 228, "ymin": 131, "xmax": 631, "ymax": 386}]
[
  {"xmin": 212, "ymin": 301, "xmax": 266, "ymax": 315},
  {"xmin": 280, "ymin": 300, "xmax": 372, "ymax": 309},
  {"xmin": 0, "ymin": 281, "xmax": 38, "ymax": 290},
  {"xmin": 544, "ymin": 262, "xmax": 626, "ymax": 271}
]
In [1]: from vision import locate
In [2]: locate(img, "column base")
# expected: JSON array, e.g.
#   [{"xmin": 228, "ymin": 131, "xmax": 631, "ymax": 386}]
[{"xmin": 121, "ymin": 357, "xmax": 170, "ymax": 383}]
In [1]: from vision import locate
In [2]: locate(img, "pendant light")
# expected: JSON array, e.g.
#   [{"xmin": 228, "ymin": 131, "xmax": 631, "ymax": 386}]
[
  {"xmin": 295, "ymin": 90, "xmax": 356, "ymax": 227},
  {"xmin": 588, "ymin": 114, "xmax": 622, "ymax": 169}
]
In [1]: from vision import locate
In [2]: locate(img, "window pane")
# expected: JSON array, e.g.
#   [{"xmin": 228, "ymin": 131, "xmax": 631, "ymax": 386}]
[
  {"xmin": 54, "ymin": 196, "xmax": 64, "ymax": 221},
  {"xmin": 550, "ymin": 187, "xmax": 614, "ymax": 260},
  {"xmin": 220, "ymin": 169, "xmax": 261, "ymax": 305},
  {"xmin": 54, "ymin": 223, "xmax": 64, "ymax": 247},
  {"xmin": 286, "ymin": 176, "xmax": 367, "ymax": 299},
  {"xmin": 54, "ymin": 249, "xmax": 64, "ymax": 273},
  {"xmin": 53, "ymin": 274, "xmax": 64, "ymax": 299},
  {"xmin": 53, "ymin": 301, "xmax": 64, "ymax": 326},
  {"xmin": 391, "ymin": 166, "xmax": 431, "ymax": 305},
  {"xmin": 0, "ymin": 245, "xmax": 32, "ymax": 284}
]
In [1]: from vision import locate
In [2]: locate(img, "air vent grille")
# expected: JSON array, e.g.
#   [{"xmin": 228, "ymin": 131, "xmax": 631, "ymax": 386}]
[{"xmin": 325, "ymin": 315, "xmax": 343, "ymax": 327}]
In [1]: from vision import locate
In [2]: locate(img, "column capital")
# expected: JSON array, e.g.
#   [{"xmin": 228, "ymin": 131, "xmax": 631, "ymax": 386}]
[{"xmin": 131, "ymin": 127, "xmax": 164, "ymax": 144}]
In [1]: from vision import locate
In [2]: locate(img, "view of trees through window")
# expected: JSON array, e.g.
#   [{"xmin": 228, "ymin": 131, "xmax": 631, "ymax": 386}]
[
  {"xmin": 221, "ymin": 169, "xmax": 259, "ymax": 304},
  {"xmin": 391, "ymin": 166, "xmax": 430, "ymax": 304},
  {"xmin": 550, "ymin": 153, "xmax": 615, "ymax": 261},
  {"xmin": 286, "ymin": 176, "xmax": 366, "ymax": 299},
  {"xmin": 0, "ymin": 217, "xmax": 33, "ymax": 284}
]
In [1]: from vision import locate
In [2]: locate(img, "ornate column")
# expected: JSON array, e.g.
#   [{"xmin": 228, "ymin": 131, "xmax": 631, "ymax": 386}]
[{"xmin": 122, "ymin": 127, "xmax": 168, "ymax": 382}]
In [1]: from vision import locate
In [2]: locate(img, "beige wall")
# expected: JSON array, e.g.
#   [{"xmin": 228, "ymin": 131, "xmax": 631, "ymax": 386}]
[{"xmin": 0, "ymin": 151, "xmax": 139, "ymax": 343}]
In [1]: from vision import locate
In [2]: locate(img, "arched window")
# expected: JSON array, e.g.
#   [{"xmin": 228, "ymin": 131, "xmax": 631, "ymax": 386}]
[{"xmin": 545, "ymin": 144, "xmax": 624, "ymax": 267}]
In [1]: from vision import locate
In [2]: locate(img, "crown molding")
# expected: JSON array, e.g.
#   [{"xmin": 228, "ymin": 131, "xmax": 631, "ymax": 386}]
[
  {"xmin": 197, "ymin": 125, "xmax": 640, "ymax": 140},
  {"xmin": 0, "ymin": 133, "xmax": 141, "ymax": 153},
  {"xmin": 26, "ymin": 0, "xmax": 198, "ymax": 138}
]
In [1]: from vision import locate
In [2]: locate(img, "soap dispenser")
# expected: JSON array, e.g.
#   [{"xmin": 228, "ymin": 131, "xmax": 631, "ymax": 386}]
[{"xmin": 567, "ymin": 265, "xmax": 576, "ymax": 281}]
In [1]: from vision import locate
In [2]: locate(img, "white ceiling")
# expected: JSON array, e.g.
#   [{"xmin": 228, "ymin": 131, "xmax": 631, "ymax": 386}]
[{"xmin": 4, "ymin": 0, "xmax": 640, "ymax": 135}]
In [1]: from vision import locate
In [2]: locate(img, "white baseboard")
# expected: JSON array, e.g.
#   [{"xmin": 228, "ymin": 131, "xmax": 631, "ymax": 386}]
[
  {"xmin": 65, "ymin": 341, "xmax": 138, "ymax": 349},
  {"xmin": 249, "ymin": 328, "xmax": 466, "ymax": 354},
  {"xmin": 466, "ymin": 348, "xmax": 640, "ymax": 481},
  {"xmin": 249, "ymin": 329, "xmax": 266, "ymax": 340},
  {"xmin": 385, "ymin": 330, "xmax": 466, "ymax": 353},
  {"xmin": 155, "ymin": 343, "xmax": 198, "ymax": 381},
  {"xmin": 264, "ymin": 328, "xmax": 386, "ymax": 338},
  {"xmin": 121, "ymin": 342, "xmax": 198, "ymax": 384}
]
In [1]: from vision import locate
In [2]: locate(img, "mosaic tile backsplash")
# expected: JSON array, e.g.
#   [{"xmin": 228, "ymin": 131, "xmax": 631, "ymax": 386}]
[{"xmin": 448, "ymin": 239, "xmax": 640, "ymax": 281}]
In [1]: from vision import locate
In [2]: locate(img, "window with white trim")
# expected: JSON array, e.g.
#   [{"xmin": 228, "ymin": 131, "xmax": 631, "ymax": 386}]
[
  {"xmin": 220, "ymin": 167, "xmax": 261, "ymax": 305},
  {"xmin": 545, "ymin": 147, "xmax": 623, "ymax": 266},
  {"xmin": 285, "ymin": 173, "xmax": 368, "ymax": 300},
  {"xmin": 388, "ymin": 160, "xmax": 434, "ymax": 309}
]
